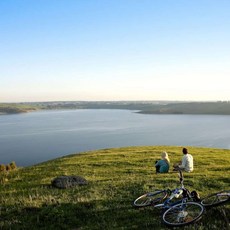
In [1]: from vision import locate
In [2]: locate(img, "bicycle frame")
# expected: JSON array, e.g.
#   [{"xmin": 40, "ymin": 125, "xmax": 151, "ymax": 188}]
[
  {"xmin": 156, "ymin": 171, "xmax": 204, "ymax": 227},
  {"xmin": 154, "ymin": 189, "xmax": 187, "ymax": 209},
  {"xmin": 153, "ymin": 170, "xmax": 198, "ymax": 209},
  {"xmin": 133, "ymin": 169, "xmax": 204, "ymax": 226},
  {"xmin": 133, "ymin": 169, "xmax": 200, "ymax": 209}
]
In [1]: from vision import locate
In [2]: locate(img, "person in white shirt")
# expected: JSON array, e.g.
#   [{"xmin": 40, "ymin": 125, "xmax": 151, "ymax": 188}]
[{"xmin": 173, "ymin": 148, "xmax": 193, "ymax": 172}]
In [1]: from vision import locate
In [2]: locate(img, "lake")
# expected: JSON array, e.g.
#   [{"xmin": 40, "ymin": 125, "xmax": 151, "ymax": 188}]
[{"xmin": 1, "ymin": 109, "xmax": 230, "ymax": 166}]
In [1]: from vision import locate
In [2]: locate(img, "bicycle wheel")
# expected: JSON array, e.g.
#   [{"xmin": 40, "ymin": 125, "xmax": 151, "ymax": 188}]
[
  {"xmin": 162, "ymin": 201, "xmax": 204, "ymax": 227},
  {"xmin": 133, "ymin": 190, "xmax": 167, "ymax": 207},
  {"xmin": 201, "ymin": 191, "xmax": 230, "ymax": 208}
]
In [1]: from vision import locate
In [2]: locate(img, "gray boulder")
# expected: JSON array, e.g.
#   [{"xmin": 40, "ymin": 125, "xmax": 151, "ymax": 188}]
[{"xmin": 51, "ymin": 175, "xmax": 88, "ymax": 189}]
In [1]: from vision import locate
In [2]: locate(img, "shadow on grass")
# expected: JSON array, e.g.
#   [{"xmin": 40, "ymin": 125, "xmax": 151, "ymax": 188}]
[{"xmin": 0, "ymin": 202, "xmax": 164, "ymax": 230}]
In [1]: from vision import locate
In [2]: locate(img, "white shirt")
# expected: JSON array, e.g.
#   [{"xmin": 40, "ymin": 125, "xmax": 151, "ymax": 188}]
[{"xmin": 179, "ymin": 154, "xmax": 193, "ymax": 172}]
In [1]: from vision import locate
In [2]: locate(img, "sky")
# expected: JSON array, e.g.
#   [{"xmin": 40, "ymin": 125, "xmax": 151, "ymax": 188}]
[{"xmin": 0, "ymin": 0, "xmax": 230, "ymax": 102}]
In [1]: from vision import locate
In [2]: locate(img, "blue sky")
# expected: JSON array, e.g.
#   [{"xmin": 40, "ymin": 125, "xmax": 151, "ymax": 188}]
[{"xmin": 0, "ymin": 0, "xmax": 229, "ymax": 102}]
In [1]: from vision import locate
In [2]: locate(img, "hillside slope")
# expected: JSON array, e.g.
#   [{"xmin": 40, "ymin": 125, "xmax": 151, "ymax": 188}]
[{"xmin": 0, "ymin": 146, "xmax": 229, "ymax": 229}]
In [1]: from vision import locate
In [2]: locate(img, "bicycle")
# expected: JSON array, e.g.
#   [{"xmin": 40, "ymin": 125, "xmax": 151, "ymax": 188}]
[
  {"xmin": 201, "ymin": 190, "xmax": 230, "ymax": 208},
  {"xmin": 133, "ymin": 170, "xmax": 204, "ymax": 227},
  {"xmin": 201, "ymin": 190, "xmax": 230, "ymax": 228}
]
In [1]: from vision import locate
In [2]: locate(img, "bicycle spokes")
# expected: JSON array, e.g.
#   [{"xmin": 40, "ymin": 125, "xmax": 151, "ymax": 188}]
[{"xmin": 162, "ymin": 202, "xmax": 204, "ymax": 226}]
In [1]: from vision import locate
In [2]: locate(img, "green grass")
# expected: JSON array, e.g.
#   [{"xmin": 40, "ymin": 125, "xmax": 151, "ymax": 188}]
[{"xmin": 0, "ymin": 146, "xmax": 229, "ymax": 229}]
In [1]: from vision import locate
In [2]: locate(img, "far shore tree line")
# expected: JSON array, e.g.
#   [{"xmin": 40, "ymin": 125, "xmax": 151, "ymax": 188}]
[{"xmin": 1, "ymin": 101, "xmax": 230, "ymax": 115}]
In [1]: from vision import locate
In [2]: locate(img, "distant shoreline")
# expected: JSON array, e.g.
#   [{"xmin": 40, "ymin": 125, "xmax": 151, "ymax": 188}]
[{"xmin": 1, "ymin": 101, "xmax": 230, "ymax": 115}]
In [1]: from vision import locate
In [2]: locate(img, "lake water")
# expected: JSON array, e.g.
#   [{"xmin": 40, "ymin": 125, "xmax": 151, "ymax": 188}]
[{"xmin": 1, "ymin": 109, "xmax": 230, "ymax": 166}]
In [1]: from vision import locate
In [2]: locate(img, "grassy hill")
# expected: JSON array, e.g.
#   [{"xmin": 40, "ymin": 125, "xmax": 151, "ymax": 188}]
[{"xmin": 0, "ymin": 146, "xmax": 229, "ymax": 229}]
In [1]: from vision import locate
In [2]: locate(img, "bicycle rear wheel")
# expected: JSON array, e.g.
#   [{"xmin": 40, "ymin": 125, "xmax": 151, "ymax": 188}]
[
  {"xmin": 162, "ymin": 202, "xmax": 204, "ymax": 227},
  {"xmin": 201, "ymin": 191, "xmax": 230, "ymax": 208},
  {"xmin": 133, "ymin": 190, "xmax": 167, "ymax": 207}
]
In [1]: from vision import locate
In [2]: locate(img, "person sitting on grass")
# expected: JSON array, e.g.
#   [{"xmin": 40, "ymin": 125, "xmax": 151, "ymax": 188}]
[
  {"xmin": 173, "ymin": 147, "xmax": 193, "ymax": 173},
  {"xmin": 155, "ymin": 151, "xmax": 170, "ymax": 173}
]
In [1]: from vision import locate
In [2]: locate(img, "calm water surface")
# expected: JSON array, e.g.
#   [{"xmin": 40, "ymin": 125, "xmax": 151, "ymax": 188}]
[{"xmin": 0, "ymin": 109, "xmax": 230, "ymax": 166}]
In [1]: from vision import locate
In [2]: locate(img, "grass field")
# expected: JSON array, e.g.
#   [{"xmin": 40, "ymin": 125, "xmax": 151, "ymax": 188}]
[{"xmin": 0, "ymin": 146, "xmax": 229, "ymax": 229}]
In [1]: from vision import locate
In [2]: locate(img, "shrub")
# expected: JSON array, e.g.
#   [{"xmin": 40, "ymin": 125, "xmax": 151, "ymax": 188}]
[
  {"xmin": 0, "ymin": 164, "xmax": 6, "ymax": 172},
  {"xmin": 6, "ymin": 164, "xmax": 11, "ymax": 171},
  {"xmin": 10, "ymin": 161, "xmax": 17, "ymax": 170}
]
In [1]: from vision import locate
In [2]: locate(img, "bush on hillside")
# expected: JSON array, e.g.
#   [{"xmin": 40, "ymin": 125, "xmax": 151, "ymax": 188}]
[
  {"xmin": 0, "ymin": 164, "xmax": 6, "ymax": 172},
  {"xmin": 0, "ymin": 161, "xmax": 17, "ymax": 173},
  {"xmin": 9, "ymin": 161, "xmax": 17, "ymax": 170}
]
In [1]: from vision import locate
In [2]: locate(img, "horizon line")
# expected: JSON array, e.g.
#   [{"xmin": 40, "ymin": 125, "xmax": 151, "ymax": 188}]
[{"xmin": 1, "ymin": 100, "xmax": 230, "ymax": 104}]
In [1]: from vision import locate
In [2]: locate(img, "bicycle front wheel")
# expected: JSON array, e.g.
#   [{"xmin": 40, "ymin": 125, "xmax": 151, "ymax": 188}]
[
  {"xmin": 162, "ymin": 202, "xmax": 204, "ymax": 227},
  {"xmin": 133, "ymin": 190, "xmax": 167, "ymax": 207},
  {"xmin": 201, "ymin": 191, "xmax": 230, "ymax": 208}
]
